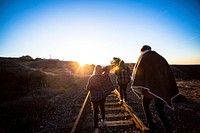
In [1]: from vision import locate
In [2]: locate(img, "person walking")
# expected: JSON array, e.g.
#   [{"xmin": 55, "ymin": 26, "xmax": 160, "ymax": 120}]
[
  {"xmin": 131, "ymin": 45, "xmax": 179, "ymax": 133},
  {"xmin": 114, "ymin": 60, "xmax": 131, "ymax": 102},
  {"xmin": 86, "ymin": 65, "xmax": 114, "ymax": 133}
]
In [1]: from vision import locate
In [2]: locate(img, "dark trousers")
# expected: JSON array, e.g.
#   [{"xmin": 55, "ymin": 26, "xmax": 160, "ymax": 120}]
[
  {"xmin": 143, "ymin": 97, "xmax": 172, "ymax": 133},
  {"xmin": 119, "ymin": 84, "xmax": 128, "ymax": 102},
  {"xmin": 92, "ymin": 98, "xmax": 106, "ymax": 128}
]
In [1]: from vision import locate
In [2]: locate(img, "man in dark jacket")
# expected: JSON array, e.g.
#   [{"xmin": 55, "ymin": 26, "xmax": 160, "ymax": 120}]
[{"xmin": 131, "ymin": 45, "xmax": 179, "ymax": 133}]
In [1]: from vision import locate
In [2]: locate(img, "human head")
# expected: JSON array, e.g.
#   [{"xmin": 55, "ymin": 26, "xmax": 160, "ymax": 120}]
[
  {"xmin": 93, "ymin": 65, "xmax": 102, "ymax": 75},
  {"xmin": 102, "ymin": 66, "xmax": 110, "ymax": 74},
  {"xmin": 119, "ymin": 60, "xmax": 125, "ymax": 67},
  {"xmin": 140, "ymin": 45, "xmax": 151, "ymax": 53},
  {"xmin": 111, "ymin": 57, "xmax": 121, "ymax": 66}
]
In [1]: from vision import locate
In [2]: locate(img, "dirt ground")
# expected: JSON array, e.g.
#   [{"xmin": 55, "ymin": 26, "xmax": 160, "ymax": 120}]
[{"xmin": 165, "ymin": 80, "xmax": 200, "ymax": 133}]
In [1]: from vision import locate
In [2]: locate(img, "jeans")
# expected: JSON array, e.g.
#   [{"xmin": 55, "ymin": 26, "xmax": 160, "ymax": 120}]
[
  {"xmin": 119, "ymin": 84, "xmax": 128, "ymax": 102},
  {"xmin": 92, "ymin": 98, "xmax": 106, "ymax": 128},
  {"xmin": 143, "ymin": 97, "xmax": 172, "ymax": 133}
]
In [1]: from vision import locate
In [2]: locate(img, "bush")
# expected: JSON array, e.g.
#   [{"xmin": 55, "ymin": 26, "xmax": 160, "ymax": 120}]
[{"xmin": 19, "ymin": 55, "xmax": 34, "ymax": 61}]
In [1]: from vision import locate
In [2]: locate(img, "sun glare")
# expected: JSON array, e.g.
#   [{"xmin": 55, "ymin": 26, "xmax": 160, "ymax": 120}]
[{"xmin": 78, "ymin": 60, "xmax": 87, "ymax": 67}]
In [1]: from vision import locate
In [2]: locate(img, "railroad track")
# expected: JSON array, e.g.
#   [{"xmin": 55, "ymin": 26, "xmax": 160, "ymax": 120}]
[{"xmin": 70, "ymin": 88, "xmax": 149, "ymax": 133}]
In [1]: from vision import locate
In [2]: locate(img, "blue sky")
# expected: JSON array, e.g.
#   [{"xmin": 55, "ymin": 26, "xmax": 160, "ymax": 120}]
[{"xmin": 0, "ymin": 0, "xmax": 200, "ymax": 65}]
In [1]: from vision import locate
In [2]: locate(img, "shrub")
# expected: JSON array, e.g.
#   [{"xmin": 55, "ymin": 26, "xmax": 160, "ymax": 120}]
[{"xmin": 19, "ymin": 55, "xmax": 34, "ymax": 61}]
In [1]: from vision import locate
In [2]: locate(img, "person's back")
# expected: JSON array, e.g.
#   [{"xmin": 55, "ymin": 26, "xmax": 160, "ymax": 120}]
[
  {"xmin": 86, "ymin": 65, "xmax": 114, "ymax": 133},
  {"xmin": 115, "ymin": 61, "xmax": 131, "ymax": 84},
  {"xmin": 131, "ymin": 45, "xmax": 179, "ymax": 133},
  {"xmin": 133, "ymin": 49, "xmax": 178, "ymax": 108},
  {"xmin": 88, "ymin": 74, "xmax": 114, "ymax": 102},
  {"xmin": 114, "ymin": 60, "xmax": 131, "ymax": 102}
]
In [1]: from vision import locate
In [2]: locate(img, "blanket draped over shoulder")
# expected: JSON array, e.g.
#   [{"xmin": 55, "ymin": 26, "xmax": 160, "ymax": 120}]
[
  {"xmin": 86, "ymin": 74, "xmax": 115, "ymax": 102},
  {"xmin": 132, "ymin": 51, "xmax": 179, "ymax": 110}
]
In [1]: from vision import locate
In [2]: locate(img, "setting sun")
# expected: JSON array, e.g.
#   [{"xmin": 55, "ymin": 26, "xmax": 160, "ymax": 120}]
[
  {"xmin": 70, "ymin": 48, "xmax": 113, "ymax": 66},
  {"xmin": 78, "ymin": 61, "xmax": 86, "ymax": 67}
]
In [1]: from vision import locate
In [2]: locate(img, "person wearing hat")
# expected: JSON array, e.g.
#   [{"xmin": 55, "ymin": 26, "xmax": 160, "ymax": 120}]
[{"xmin": 131, "ymin": 45, "xmax": 179, "ymax": 133}]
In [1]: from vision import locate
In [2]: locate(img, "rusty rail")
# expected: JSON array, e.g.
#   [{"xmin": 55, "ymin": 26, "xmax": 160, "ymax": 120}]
[
  {"xmin": 71, "ymin": 89, "xmax": 148, "ymax": 133},
  {"xmin": 70, "ymin": 91, "xmax": 90, "ymax": 133},
  {"xmin": 113, "ymin": 89, "xmax": 149, "ymax": 132}
]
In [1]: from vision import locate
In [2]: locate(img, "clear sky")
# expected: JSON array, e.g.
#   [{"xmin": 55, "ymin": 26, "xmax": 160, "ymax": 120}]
[{"xmin": 0, "ymin": 0, "xmax": 200, "ymax": 65}]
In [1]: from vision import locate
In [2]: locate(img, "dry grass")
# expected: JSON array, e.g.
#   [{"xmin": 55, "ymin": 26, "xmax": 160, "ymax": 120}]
[{"xmin": 0, "ymin": 58, "xmax": 84, "ymax": 132}]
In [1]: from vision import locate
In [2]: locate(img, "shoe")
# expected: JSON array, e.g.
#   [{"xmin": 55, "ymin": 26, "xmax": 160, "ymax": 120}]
[
  {"xmin": 101, "ymin": 119, "xmax": 107, "ymax": 127},
  {"xmin": 94, "ymin": 128, "xmax": 99, "ymax": 133},
  {"xmin": 119, "ymin": 100, "xmax": 123, "ymax": 105},
  {"xmin": 120, "ymin": 99, "xmax": 123, "ymax": 103}
]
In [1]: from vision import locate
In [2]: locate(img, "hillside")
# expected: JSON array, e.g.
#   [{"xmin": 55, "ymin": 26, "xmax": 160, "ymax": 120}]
[
  {"xmin": 0, "ymin": 57, "xmax": 200, "ymax": 104},
  {"xmin": 171, "ymin": 65, "xmax": 200, "ymax": 80}
]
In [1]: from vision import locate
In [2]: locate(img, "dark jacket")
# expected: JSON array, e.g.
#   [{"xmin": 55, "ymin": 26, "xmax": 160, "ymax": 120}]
[
  {"xmin": 132, "ymin": 50, "xmax": 179, "ymax": 109},
  {"xmin": 86, "ymin": 74, "xmax": 115, "ymax": 102}
]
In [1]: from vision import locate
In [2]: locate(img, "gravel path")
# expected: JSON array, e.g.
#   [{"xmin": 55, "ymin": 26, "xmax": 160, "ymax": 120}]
[
  {"xmin": 30, "ymin": 86, "xmax": 87, "ymax": 133},
  {"xmin": 29, "ymin": 80, "xmax": 200, "ymax": 133}
]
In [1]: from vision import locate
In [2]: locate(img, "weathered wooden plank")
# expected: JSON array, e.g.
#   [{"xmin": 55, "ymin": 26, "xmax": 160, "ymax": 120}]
[
  {"xmin": 86, "ymin": 120, "xmax": 131, "ymax": 127},
  {"xmin": 105, "ymin": 102, "xmax": 119, "ymax": 106},
  {"xmin": 105, "ymin": 107, "xmax": 123, "ymax": 111},
  {"xmin": 104, "ymin": 113, "xmax": 126, "ymax": 118}
]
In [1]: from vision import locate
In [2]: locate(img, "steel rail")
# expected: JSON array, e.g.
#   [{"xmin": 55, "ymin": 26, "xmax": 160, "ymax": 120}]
[
  {"xmin": 70, "ymin": 89, "xmax": 148, "ymax": 133},
  {"xmin": 70, "ymin": 91, "xmax": 90, "ymax": 133},
  {"xmin": 113, "ymin": 89, "xmax": 149, "ymax": 132}
]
